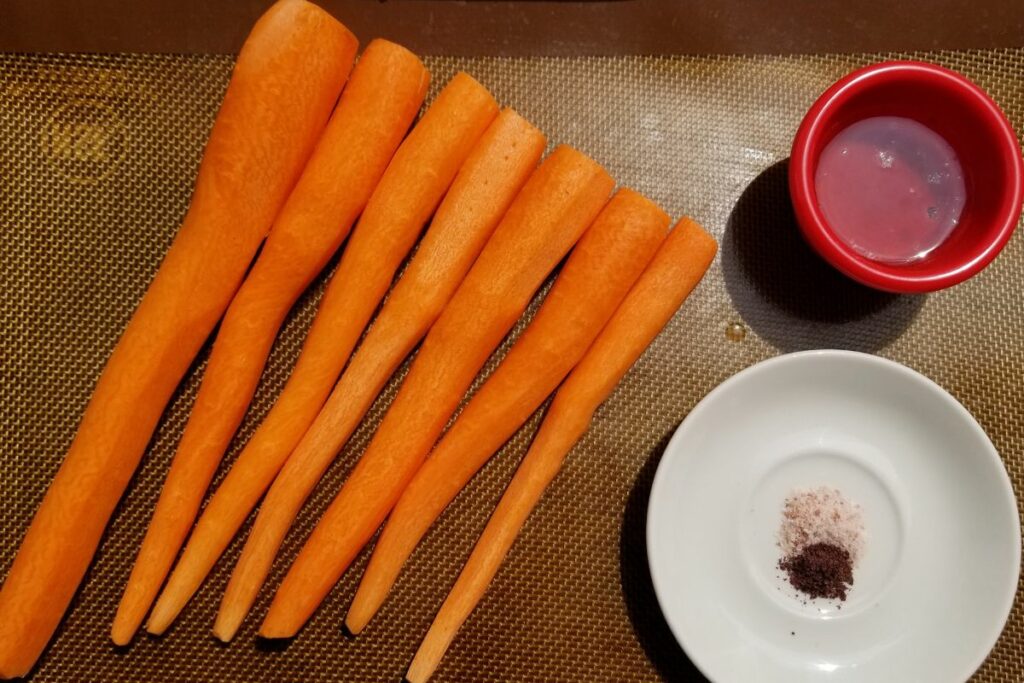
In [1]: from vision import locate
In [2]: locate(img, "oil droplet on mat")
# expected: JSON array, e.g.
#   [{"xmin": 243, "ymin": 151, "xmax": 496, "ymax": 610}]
[{"xmin": 725, "ymin": 322, "xmax": 747, "ymax": 342}]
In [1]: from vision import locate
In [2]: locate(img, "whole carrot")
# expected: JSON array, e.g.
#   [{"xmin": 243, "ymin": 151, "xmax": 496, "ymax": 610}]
[
  {"xmin": 0, "ymin": 0, "xmax": 353, "ymax": 676},
  {"xmin": 258, "ymin": 146, "xmax": 614, "ymax": 639},
  {"xmin": 405, "ymin": 219, "xmax": 717, "ymax": 683},
  {"xmin": 138, "ymin": 69, "xmax": 494, "ymax": 638},
  {"xmin": 345, "ymin": 188, "xmax": 669, "ymax": 634},
  {"xmin": 110, "ymin": 38, "xmax": 427, "ymax": 645},
  {"xmin": 207, "ymin": 109, "xmax": 546, "ymax": 642}
]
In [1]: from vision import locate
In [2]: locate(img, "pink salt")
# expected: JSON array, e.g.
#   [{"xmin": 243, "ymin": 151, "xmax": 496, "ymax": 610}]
[{"xmin": 778, "ymin": 486, "xmax": 865, "ymax": 565}]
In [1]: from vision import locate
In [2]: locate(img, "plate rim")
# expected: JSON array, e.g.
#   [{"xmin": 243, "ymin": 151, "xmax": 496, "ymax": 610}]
[{"xmin": 645, "ymin": 349, "xmax": 1022, "ymax": 683}]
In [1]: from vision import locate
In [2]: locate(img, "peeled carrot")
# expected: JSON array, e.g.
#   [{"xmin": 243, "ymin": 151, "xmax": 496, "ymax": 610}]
[
  {"xmin": 0, "ymin": 1, "xmax": 353, "ymax": 676},
  {"xmin": 346, "ymin": 188, "xmax": 669, "ymax": 634},
  {"xmin": 405, "ymin": 218, "xmax": 717, "ymax": 683},
  {"xmin": 110, "ymin": 38, "xmax": 426, "ymax": 645},
  {"xmin": 208, "ymin": 109, "xmax": 545, "ymax": 642},
  {"xmin": 258, "ymin": 146, "xmax": 614, "ymax": 639},
  {"xmin": 137, "ymin": 70, "xmax": 493, "ymax": 638}
]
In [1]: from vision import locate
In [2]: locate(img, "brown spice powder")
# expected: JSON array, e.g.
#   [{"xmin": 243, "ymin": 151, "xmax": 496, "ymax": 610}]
[{"xmin": 779, "ymin": 542, "xmax": 854, "ymax": 601}]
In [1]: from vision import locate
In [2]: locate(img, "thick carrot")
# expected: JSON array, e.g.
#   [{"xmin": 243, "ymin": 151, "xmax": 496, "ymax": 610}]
[
  {"xmin": 110, "ymin": 39, "xmax": 426, "ymax": 645},
  {"xmin": 0, "ymin": 1, "xmax": 353, "ymax": 676},
  {"xmin": 405, "ymin": 218, "xmax": 717, "ymax": 683},
  {"xmin": 346, "ymin": 188, "xmax": 669, "ymax": 634},
  {"xmin": 207, "ymin": 109, "xmax": 545, "ymax": 642},
  {"xmin": 143, "ymin": 44, "xmax": 435, "ymax": 640},
  {"xmin": 258, "ymin": 146, "xmax": 614, "ymax": 639},
  {"xmin": 137, "ymin": 69, "xmax": 493, "ymax": 638}
]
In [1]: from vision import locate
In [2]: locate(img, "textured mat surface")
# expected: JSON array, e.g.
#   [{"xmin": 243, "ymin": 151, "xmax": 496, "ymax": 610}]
[{"xmin": 1, "ymin": 49, "xmax": 1022, "ymax": 682}]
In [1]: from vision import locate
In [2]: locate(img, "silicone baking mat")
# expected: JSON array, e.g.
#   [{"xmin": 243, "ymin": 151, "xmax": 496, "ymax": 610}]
[{"xmin": 1, "ymin": 48, "xmax": 1021, "ymax": 682}]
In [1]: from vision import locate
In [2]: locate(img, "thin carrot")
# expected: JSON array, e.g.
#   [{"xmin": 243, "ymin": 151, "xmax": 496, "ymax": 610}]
[
  {"xmin": 346, "ymin": 188, "xmax": 669, "ymax": 634},
  {"xmin": 258, "ymin": 146, "xmax": 614, "ymax": 640},
  {"xmin": 137, "ymin": 69, "xmax": 494, "ymax": 638},
  {"xmin": 0, "ymin": 1, "xmax": 353, "ymax": 676},
  {"xmin": 406, "ymin": 218, "xmax": 717, "ymax": 683},
  {"xmin": 110, "ymin": 38, "xmax": 427, "ymax": 645},
  {"xmin": 207, "ymin": 109, "xmax": 546, "ymax": 642}
]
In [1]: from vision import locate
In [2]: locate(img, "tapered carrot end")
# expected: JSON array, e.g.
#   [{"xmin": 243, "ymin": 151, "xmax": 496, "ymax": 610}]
[
  {"xmin": 0, "ymin": 653, "xmax": 33, "ymax": 681},
  {"xmin": 0, "ymin": 665, "xmax": 27, "ymax": 680},
  {"xmin": 406, "ymin": 624, "xmax": 453, "ymax": 683},
  {"xmin": 344, "ymin": 580, "xmax": 383, "ymax": 636},
  {"xmin": 145, "ymin": 613, "xmax": 170, "ymax": 637},
  {"xmin": 257, "ymin": 600, "xmax": 300, "ymax": 640},
  {"xmin": 343, "ymin": 611, "xmax": 367, "ymax": 636},
  {"xmin": 212, "ymin": 611, "xmax": 243, "ymax": 643},
  {"xmin": 256, "ymin": 620, "xmax": 298, "ymax": 640},
  {"xmin": 111, "ymin": 581, "xmax": 149, "ymax": 646},
  {"xmin": 145, "ymin": 593, "xmax": 178, "ymax": 637},
  {"xmin": 346, "ymin": 572, "xmax": 393, "ymax": 635},
  {"xmin": 110, "ymin": 612, "xmax": 137, "ymax": 647},
  {"xmin": 210, "ymin": 628, "xmax": 232, "ymax": 644},
  {"xmin": 405, "ymin": 653, "xmax": 437, "ymax": 683}
]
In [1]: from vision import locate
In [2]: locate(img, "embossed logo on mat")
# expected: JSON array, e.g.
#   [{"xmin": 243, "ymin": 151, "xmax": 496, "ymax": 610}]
[{"xmin": 42, "ymin": 99, "xmax": 127, "ymax": 183}]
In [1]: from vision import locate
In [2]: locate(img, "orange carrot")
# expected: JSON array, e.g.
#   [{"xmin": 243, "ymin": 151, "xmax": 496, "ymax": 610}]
[
  {"xmin": 0, "ymin": 1, "xmax": 353, "ymax": 676},
  {"xmin": 206, "ymin": 109, "xmax": 546, "ymax": 642},
  {"xmin": 258, "ymin": 146, "xmax": 614, "ymax": 639},
  {"xmin": 405, "ymin": 218, "xmax": 717, "ymax": 683},
  {"xmin": 110, "ymin": 38, "xmax": 427, "ymax": 645},
  {"xmin": 137, "ymin": 70, "xmax": 493, "ymax": 638},
  {"xmin": 346, "ymin": 188, "xmax": 669, "ymax": 634}
]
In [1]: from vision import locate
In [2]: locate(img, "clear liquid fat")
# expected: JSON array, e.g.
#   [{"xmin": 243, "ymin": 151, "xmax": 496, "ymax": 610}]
[{"xmin": 814, "ymin": 116, "xmax": 965, "ymax": 264}]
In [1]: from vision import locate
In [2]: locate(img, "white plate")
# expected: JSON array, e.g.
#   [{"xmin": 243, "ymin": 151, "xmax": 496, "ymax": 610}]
[{"xmin": 647, "ymin": 350, "xmax": 1020, "ymax": 683}]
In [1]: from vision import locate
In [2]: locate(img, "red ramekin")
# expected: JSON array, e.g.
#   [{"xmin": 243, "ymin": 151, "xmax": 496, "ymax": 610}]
[{"xmin": 789, "ymin": 61, "xmax": 1023, "ymax": 293}]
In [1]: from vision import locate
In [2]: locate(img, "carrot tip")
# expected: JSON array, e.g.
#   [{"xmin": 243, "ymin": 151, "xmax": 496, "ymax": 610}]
[
  {"xmin": 343, "ymin": 614, "xmax": 365, "ymax": 636},
  {"xmin": 110, "ymin": 621, "xmax": 135, "ymax": 647},
  {"xmin": 109, "ymin": 632, "xmax": 131, "ymax": 647},
  {"xmin": 0, "ymin": 661, "xmax": 31, "ymax": 681},
  {"xmin": 145, "ymin": 600, "xmax": 174, "ymax": 636},
  {"xmin": 211, "ymin": 618, "xmax": 239, "ymax": 643},
  {"xmin": 145, "ymin": 619, "xmax": 168, "ymax": 637},
  {"xmin": 257, "ymin": 607, "xmax": 295, "ymax": 640},
  {"xmin": 256, "ymin": 625, "xmax": 296, "ymax": 640},
  {"xmin": 405, "ymin": 661, "xmax": 431, "ymax": 683}
]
